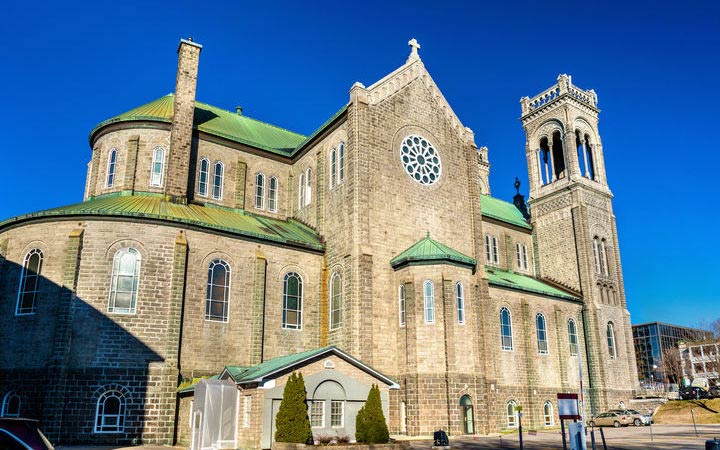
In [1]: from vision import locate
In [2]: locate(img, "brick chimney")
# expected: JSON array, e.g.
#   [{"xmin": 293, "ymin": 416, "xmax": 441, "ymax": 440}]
[{"xmin": 166, "ymin": 38, "xmax": 202, "ymax": 203}]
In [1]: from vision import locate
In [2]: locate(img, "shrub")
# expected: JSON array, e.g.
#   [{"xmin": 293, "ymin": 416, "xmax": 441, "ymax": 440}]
[
  {"xmin": 355, "ymin": 384, "xmax": 389, "ymax": 443},
  {"xmin": 274, "ymin": 372, "xmax": 313, "ymax": 444}
]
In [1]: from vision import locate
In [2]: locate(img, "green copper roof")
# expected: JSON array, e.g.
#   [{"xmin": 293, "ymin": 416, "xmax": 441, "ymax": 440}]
[
  {"xmin": 91, "ymin": 94, "xmax": 307, "ymax": 155},
  {"xmin": 0, "ymin": 194, "xmax": 324, "ymax": 252},
  {"xmin": 390, "ymin": 233, "xmax": 477, "ymax": 270},
  {"xmin": 481, "ymin": 194, "xmax": 531, "ymax": 230},
  {"xmin": 485, "ymin": 266, "xmax": 579, "ymax": 301}
]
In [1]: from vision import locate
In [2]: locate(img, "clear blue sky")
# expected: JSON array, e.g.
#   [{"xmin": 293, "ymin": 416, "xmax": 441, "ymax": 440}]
[{"xmin": 1, "ymin": 1, "xmax": 718, "ymax": 329}]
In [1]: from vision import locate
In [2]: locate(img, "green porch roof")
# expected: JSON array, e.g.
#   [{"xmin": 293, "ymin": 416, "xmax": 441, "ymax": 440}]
[
  {"xmin": 485, "ymin": 266, "xmax": 579, "ymax": 301},
  {"xmin": 0, "ymin": 194, "xmax": 324, "ymax": 252},
  {"xmin": 91, "ymin": 94, "xmax": 307, "ymax": 155},
  {"xmin": 480, "ymin": 194, "xmax": 531, "ymax": 230},
  {"xmin": 390, "ymin": 233, "xmax": 476, "ymax": 270}
]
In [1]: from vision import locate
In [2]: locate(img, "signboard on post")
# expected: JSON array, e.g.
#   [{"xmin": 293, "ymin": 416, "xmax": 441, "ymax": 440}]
[{"xmin": 557, "ymin": 393, "xmax": 581, "ymax": 420}]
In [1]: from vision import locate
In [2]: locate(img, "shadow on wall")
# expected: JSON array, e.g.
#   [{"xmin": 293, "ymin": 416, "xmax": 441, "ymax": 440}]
[{"xmin": 0, "ymin": 258, "xmax": 164, "ymax": 446}]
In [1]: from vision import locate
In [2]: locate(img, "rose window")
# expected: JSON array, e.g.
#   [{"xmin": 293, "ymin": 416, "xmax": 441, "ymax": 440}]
[{"xmin": 400, "ymin": 135, "xmax": 442, "ymax": 185}]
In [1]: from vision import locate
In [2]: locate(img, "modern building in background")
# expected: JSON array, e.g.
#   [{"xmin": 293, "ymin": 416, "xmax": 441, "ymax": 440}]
[
  {"xmin": 679, "ymin": 341, "xmax": 720, "ymax": 388},
  {"xmin": 633, "ymin": 322, "xmax": 712, "ymax": 383}
]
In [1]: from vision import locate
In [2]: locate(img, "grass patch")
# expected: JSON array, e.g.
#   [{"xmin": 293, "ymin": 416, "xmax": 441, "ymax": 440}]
[{"xmin": 654, "ymin": 399, "xmax": 720, "ymax": 424}]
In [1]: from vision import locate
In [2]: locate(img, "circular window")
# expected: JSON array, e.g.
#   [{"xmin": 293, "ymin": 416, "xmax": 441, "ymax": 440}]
[{"xmin": 400, "ymin": 135, "xmax": 442, "ymax": 185}]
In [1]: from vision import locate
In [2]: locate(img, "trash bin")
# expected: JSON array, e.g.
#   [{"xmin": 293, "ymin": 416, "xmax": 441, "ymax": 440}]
[
  {"xmin": 433, "ymin": 430, "xmax": 449, "ymax": 447},
  {"xmin": 706, "ymin": 438, "xmax": 720, "ymax": 450}
]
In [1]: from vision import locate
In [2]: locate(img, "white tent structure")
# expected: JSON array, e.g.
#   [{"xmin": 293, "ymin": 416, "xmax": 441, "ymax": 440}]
[{"xmin": 190, "ymin": 379, "xmax": 238, "ymax": 450}]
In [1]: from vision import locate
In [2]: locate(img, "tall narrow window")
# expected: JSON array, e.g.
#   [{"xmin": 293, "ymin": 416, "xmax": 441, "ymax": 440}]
[
  {"xmin": 206, "ymin": 259, "xmax": 231, "ymax": 322},
  {"xmin": 198, "ymin": 158, "xmax": 209, "ymax": 196},
  {"xmin": 298, "ymin": 172, "xmax": 305, "ymax": 209},
  {"xmin": 543, "ymin": 401, "xmax": 554, "ymax": 426},
  {"xmin": 106, "ymin": 148, "xmax": 117, "ymax": 187},
  {"xmin": 16, "ymin": 249, "xmax": 43, "ymax": 315},
  {"xmin": 268, "ymin": 177, "xmax": 278, "ymax": 212},
  {"xmin": 492, "ymin": 236, "xmax": 499, "ymax": 264},
  {"xmin": 1, "ymin": 392, "xmax": 20, "ymax": 417},
  {"xmin": 515, "ymin": 243, "xmax": 522, "ymax": 269},
  {"xmin": 212, "ymin": 161, "xmax": 224, "ymax": 200},
  {"xmin": 500, "ymin": 307, "xmax": 513, "ymax": 351},
  {"xmin": 330, "ymin": 273, "xmax": 342, "ymax": 330},
  {"xmin": 282, "ymin": 272, "xmax": 303, "ymax": 329},
  {"xmin": 95, "ymin": 390, "xmax": 125, "ymax": 433},
  {"xmin": 521, "ymin": 244, "xmax": 529, "ymax": 270},
  {"xmin": 331, "ymin": 401, "xmax": 344, "ymax": 427},
  {"xmin": 600, "ymin": 239, "xmax": 609, "ymax": 275},
  {"xmin": 243, "ymin": 396, "xmax": 252, "ymax": 428},
  {"xmin": 398, "ymin": 284, "xmax": 406, "ymax": 327},
  {"xmin": 338, "ymin": 142, "xmax": 345, "ymax": 182},
  {"xmin": 506, "ymin": 400, "xmax": 518, "ymax": 427},
  {"xmin": 424, "ymin": 280, "xmax": 435, "ymax": 323},
  {"xmin": 255, "ymin": 173, "xmax": 265, "ymax": 209},
  {"xmin": 150, "ymin": 147, "xmax": 165, "ymax": 186},
  {"xmin": 536, "ymin": 313, "xmax": 549, "ymax": 354},
  {"xmin": 305, "ymin": 168, "xmax": 312, "ymax": 205},
  {"xmin": 592, "ymin": 238, "xmax": 601, "ymax": 274},
  {"xmin": 329, "ymin": 148, "xmax": 337, "ymax": 188},
  {"xmin": 607, "ymin": 322, "xmax": 617, "ymax": 358},
  {"xmin": 108, "ymin": 248, "xmax": 141, "ymax": 314},
  {"xmin": 568, "ymin": 318, "xmax": 579, "ymax": 356},
  {"xmin": 456, "ymin": 282, "xmax": 465, "ymax": 324},
  {"xmin": 310, "ymin": 401, "xmax": 324, "ymax": 427},
  {"xmin": 485, "ymin": 235, "xmax": 492, "ymax": 262}
]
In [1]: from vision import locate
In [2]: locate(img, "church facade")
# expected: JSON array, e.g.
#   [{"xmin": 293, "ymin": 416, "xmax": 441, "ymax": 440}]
[{"xmin": 0, "ymin": 38, "xmax": 638, "ymax": 447}]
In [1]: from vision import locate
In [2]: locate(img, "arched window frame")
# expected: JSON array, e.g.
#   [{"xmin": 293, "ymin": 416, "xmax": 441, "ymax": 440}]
[
  {"xmin": 205, "ymin": 259, "xmax": 231, "ymax": 322},
  {"xmin": 305, "ymin": 167, "xmax": 312, "ymax": 205},
  {"xmin": 506, "ymin": 400, "xmax": 518, "ymax": 427},
  {"xmin": 282, "ymin": 272, "xmax": 303, "ymax": 330},
  {"xmin": 16, "ymin": 248, "xmax": 43, "ymax": 315},
  {"xmin": 1, "ymin": 392, "xmax": 20, "ymax": 417},
  {"xmin": 150, "ymin": 146, "xmax": 165, "ymax": 187},
  {"xmin": 338, "ymin": 142, "xmax": 345, "ymax": 183},
  {"xmin": 268, "ymin": 176, "xmax": 278, "ymax": 212},
  {"xmin": 543, "ymin": 401, "xmax": 554, "ymax": 426},
  {"xmin": 398, "ymin": 284, "xmax": 406, "ymax": 327},
  {"xmin": 198, "ymin": 158, "xmax": 210, "ymax": 196},
  {"xmin": 108, "ymin": 247, "xmax": 141, "ymax": 314},
  {"xmin": 255, "ymin": 173, "xmax": 265, "ymax": 210},
  {"xmin": 592, "ymin": 237, "xmax": 601, "ymax": 274},
  {"xmin": 607, "ymin": 322, "xmax": 617, "ymax": 359},
  {"xmin": 536, "ymin": 313, "xmax": 549, "ymax": 355},
  {"xmin": 298, "ymin": 172, "xmax": 305, "ymax": 209},
  {"xmin": 329, "ymin": 272, "xmax": 342, "ymax": 330},
  {"xmin": 424, "ymin": 280, "xmax": 435, "ymax": 324},
  {"xmin": 600, "ymin": 238, "xmax": 609, "ymax": 275},
  {"xmin": 568, "ymin": 318, "xmax": 579, "ymax": 356},
  {"xmin": 500, "ymin": 307, "xmax": 513, "ymax": 351},
  {"xmin": 94, "ymin": 390, "xmax": 126, "ymax": 433},
  {"xmin": 212, "ymin": 161, "xmax": 224, "ymax": 200},
  {"xmin": 329, "ymin": 148, "xmax": 337, "ymax": 189},
  {"xmin": 106, "ymin": 148, "xmax": 117, "ymax": 187},
  {"xmin": 456, "ymin": 282, "xmax": 465, "ymax": 324}
]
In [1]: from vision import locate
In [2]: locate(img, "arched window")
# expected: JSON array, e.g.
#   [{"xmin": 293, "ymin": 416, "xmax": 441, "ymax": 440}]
[
  {"xmin": 551, "ymin": 130, "xmax": 566, "ymax": 179},
  {"xmin": 506, "ymin": 400, "xmax": 518, "ymax": 427},
  {"xmin": 95, "ymin": 390, "xmax": 125, "ymax": 433},
  {"xmin": 486, "ymin": 234, "xmax": 499, "ymax": 264},
  {"xmin": 206, "ymin": 259, "xmax": 231, "ymax": 322},
  {"xmin": 516, "ymin": 243, "xmax": 522, "ymax": 269},
  {"xmin": 592, "ymin": 237, "xmax": 601, "ymax": 274},
  {"xmin": 500, "ymin": 307, "xmax": 513, "ymax": 351},
  {"xmin": 298, "ymin": 172, "xmax": 305, "ymax": 209},
  {"xmin": 198, "ymin": 158, "xmax": 209, "ymax": 196},
  {"xmin": 16, "ymin": 249, "xmax": 43, "ymax": 315},
  {"xmin": 1, "ymin": 392, "xmax": 20, "ymax": 417},
  {"xmin": 424, "ymin": 280, "xmax": 435, "ymax": 323},
  {"xmin": 607, "ymin": 322, "xmax": 617, "ymax": 359},
  {"xmin": 536, "ymin": 313, "xmax": 549, "ymax": 354},
  {"xmin": 568, "ymin": 318, "xmax": 579, "ymax": 356},
  {"xmin": 577, "ymin": 132, "xmax": 596, "ymax": 181},
  {"xmin": 330, "ymin": 273, "xmax": 342, "ymax": 330},
  {"xmin": 515, "ymin": 243, "xmax": 529, "ymax": 270},
  {"xmin": 305, "ymin": 168, "xmax": 312, "ymax": 205},
  {"xmin": 329, "ymin": 148, "xmax": 337, "ymax": 188},
  {"xmin": 282, "ymin": 272, "xmax": 303, "ymax": 329},
  {"xmin": 485, "ymin": 235, "xmax": 491, "ymax": 262},
  {"xmin": 538, "ymin": 137, "xmax": 551, "ymax": 185},
  {"xmin": 150, "ymin": 147, "xmax": 165, "ymax": 186},
  {"xmin": 268, "ymin": 176, "xmax": 278, "ymax": 212},
  {"xmin": 212, "ymin": 161, "xmax": 224, "ymax": 200},
  {"xmin": 543, "ymin": 401, "xmax": 554, "ymax": 426},
  {"xmin": 521, "ymin": 244, "xmax": 528, "ymax": 270},
  {"xmin": 456, "ymin": 282, "xmax": 465, "ymax": 324},
  {"xmin": 599, "ymin": 239, "xmax": 609, "ymax": 275},
  {"xmin": 108, "ymin": 248, "xmax": 141, "ymax": 314},
  {"xmin": 492, "ymin": 236, "xmax": 499, "ymax": 264},
  {"xmin": 255, "ymin": 173, "xmax": 265, "ymax": 209},
  {"xmin": 398, "ymin": 284, "xmax": 406, "ymax": 327},
  {"xmin": 106, "ymin": 148, "xmax": 117, "ymax": 187},
  {"xmin": 338, "ymin": 142, "xmax": 345, "ymax": 183}
]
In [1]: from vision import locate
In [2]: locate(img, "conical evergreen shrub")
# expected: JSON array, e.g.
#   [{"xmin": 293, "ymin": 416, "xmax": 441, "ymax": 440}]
[
  {"xmin": 355, "ymin": 384, "xmax": 389, "ymax": 443},
  {"xmin": 274, "ymin": 372, "xmax": 313, "ymax": 444}
]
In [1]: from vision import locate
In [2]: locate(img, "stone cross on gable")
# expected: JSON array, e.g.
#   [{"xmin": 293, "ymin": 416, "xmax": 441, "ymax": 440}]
[{"xmin": 407, "ymin": 38, "xmax": 421, "ymax": 62}]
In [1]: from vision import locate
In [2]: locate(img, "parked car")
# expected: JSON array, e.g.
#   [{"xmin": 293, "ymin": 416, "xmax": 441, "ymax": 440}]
[
  {"xmin": 709, "ymin": 386, "xmax": 720, "ymax": 399},
  {"xmin": 587, "ymin": 411, "xmax": 634, "ymax": 428},
  {"xmin": 608, "ymin": 409, "xmax": 652, "ymax": 426},
  {"xmin": 679, "ymin": 386, "xmax": 710, "ymax": 400},
  {"xmin": 0, "ymin": 418, "xmax": 54, "ymax": 450}
]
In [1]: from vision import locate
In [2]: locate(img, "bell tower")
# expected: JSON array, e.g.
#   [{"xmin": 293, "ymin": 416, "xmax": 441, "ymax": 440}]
[{"xmin": 519, "ymin": 74, "xmax": 638, "ymax": 413}]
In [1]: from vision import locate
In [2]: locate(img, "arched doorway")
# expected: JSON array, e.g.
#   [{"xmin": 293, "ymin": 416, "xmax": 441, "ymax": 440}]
[{"xmin": 460, "ymin": 395, "xmax": 474, "ymax": 434}]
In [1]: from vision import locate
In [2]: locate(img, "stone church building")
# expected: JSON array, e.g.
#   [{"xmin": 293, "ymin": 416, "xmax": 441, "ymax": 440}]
[{"xmin": 0, "ymin": 38, "xmax": 637, "ymax": 447}]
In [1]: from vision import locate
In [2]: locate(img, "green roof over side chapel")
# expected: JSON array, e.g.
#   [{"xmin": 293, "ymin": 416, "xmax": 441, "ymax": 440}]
[
  {"xmin": 390, "ymin": 233, "xmax": 477, "ymax": 270},
  {"xmin": 480, "ymin": 194, "xmax": 531, "ymax": 230},
  {"xmin": 485, "ymin": 266, "xmax": 579, "ymax": 301}
]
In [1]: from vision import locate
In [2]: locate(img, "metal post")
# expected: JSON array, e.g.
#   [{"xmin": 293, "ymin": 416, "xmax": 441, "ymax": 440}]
[
  {"xmin": 599, "ymin": 427, "xmax": 607, "ymax": 450},
  {"xmin": 561, "ymin": 419, "xmax": 568, "ymax": 450},
  {"xmin": 649, "ymin": 420, "xmax": 653, "ymax": 442},
  {"xmin": 691, "ymin": 408, "xmax": 698, "ymax": 437},
  {"xmin": 518, "ymin": 411, "xmax": 524, "ymax": 450},
  {"xmin": 590, "ymin": 425, "xmax": 597, "ymax": 450}
]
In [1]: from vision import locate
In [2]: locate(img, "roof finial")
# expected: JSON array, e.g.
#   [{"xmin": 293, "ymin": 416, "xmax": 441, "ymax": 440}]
[
  {"xmin": 514, "ymin": 177, "xmax": 521, "ymax": 195},
  {"xmin": 407, "ymin": 38, "xmax": 421, "ymax": 62},
  {"xmin": 426, "ymin": 230, "xmax": 430, "ymax": 238}
]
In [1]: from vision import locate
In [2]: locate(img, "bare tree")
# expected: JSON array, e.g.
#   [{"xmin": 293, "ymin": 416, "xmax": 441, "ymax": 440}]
[{"xmin": 662, "ymin": 346, "xmax": 684, "ymax": 385}]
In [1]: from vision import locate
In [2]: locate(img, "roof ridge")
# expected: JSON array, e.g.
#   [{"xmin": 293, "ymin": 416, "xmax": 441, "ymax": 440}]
[{"xmin": 193, "ymin": 99, "xmax": 307, "ymax": 138}]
